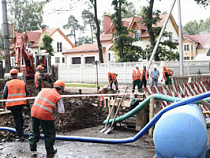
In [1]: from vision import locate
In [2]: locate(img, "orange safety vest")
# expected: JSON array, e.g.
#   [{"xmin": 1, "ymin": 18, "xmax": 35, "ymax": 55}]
[
  {"xmin": 141, "ymin": 70, "xmax": 149, "ymax": 80},
  {"xmin": 162, "ymin": 68, "xmax": 172, "ymax": 81},
  {"xmin": 31, "ymin": 88, "xmax": 62, "ymax": 120},
  {"xmin": 40, "ymin": 58, "xmax": 46, "ymax": 66},
  {"xmin": 34, "ymin": 71, "xmax": 43, "ymax": 88},
  {"xmin": 132, "ymin": 69, "xmax": 141, "ymax": 81},
  {"xmin": 6, "ymin": 79, "xmax": 27, "ymax": 107},
  {"xmin": 108, "ymin": 73, "xmax": 117, "ymax": 82}
]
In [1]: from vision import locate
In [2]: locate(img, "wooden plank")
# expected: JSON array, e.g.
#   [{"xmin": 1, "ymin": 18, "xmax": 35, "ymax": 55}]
[
  {"xmin": 149, "ymin": 97, "xmax": 155, "ymax": 138},
  {"xmin": 0, "ymin": 111, "xmax": 11, "ymax": 115}
]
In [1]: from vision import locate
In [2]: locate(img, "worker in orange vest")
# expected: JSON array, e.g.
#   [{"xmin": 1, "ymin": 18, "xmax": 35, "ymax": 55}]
[
  {"xmin": 108, "ymin": 72, "xmax": 118, "ymax": 90},
  {"xmin": 34, "ymin": 65, "xmax": 44, "ymax": 92},
  {"xmin": 140, "ymin": 66, "xmax": 149, "ymax": 88},
  {"xmin": 29, "ymin": 80, "xmax": 65, "ymax": 157},
  {"xmin": 132, "ymin": 64, "xmax": 141, "ymax": 93},
  {"xmin": 161, "ymin": 65, "xmax": 173, "ymax": 85},
  {"xmin": 2, "ymin": 69, "xmax": 30, "ymax": 141},
  {"xmin": 40, "ymin": 56, "xmax": 47, "ymax": 68},
  {"xmin": 98, "ymin": 89, "xmax": 105, "ymax": 106}
]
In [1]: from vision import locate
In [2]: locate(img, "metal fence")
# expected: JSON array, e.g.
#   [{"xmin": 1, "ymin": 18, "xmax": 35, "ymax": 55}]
[{"xmin": 58, "ymin": 61, "xmax": 210, "ymax": 84}]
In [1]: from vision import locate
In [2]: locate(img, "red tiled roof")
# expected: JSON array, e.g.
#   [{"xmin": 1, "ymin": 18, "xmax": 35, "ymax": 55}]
[
  {"xmin": 184, "ymin": 33, "xmax": 210, "ymax": 49},
  {"xmin": 63, "ymin": 44, "xmax": 105, "ymax": 54},
  {"xmin": 26, "ymin": 31, "xmax": 42, "ymax": 48}
]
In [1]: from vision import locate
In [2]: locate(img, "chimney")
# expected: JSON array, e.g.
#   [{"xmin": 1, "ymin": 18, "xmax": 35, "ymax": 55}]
[{"xmin": 104, "ymin": 15, "xmax": 111, "ymax": 34}]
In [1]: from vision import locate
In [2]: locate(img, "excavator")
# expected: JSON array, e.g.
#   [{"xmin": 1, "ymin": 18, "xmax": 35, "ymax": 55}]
[{"xmin": 5, "ymin": 35, "xmax": 56, "ymax": 82}]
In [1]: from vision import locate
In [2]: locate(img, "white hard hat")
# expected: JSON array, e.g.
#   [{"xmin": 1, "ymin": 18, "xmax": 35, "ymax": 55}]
[
  {"xmin": 135, "ymin": 64, "xmax": 139, "ymax": 68},
  {"xmin": 154, "ymin": 64, "xmax": 157, "ymax": 68}
]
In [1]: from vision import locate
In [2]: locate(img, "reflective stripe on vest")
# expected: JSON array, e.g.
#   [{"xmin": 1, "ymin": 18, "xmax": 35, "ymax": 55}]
[
  {"xmin": 132, "ymin": 69, "xmax": 141, "ymax": 81},
  {"xmin": 6, "ymin": 79, "xmax": 27, "ymax": 107},
  {"xmin": 31, "ymin": 88, "xmax": 62, "ymax": 120}
]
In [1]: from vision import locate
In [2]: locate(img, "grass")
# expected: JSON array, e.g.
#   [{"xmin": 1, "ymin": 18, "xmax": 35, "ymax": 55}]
[{"xmin": 65, "ymin": 83, "xmax": 106, "ymax": 88}]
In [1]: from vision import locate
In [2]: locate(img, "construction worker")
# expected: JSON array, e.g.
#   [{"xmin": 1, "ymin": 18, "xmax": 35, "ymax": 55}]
[
  {"xmin": 161, "ymin": 65, "xmax": 173, "ymax": 85},
  {"xmin": 29, "ymin": 80, "xmax": 65, "ymax": 157},
  {"xmin": 132, "ymin": 64, "xmax": 141, "ymax": 93},
  {"xmin": 108, "ymin": 72, "xmax": 118, "ymax": 91},
  {"xmin": 40, "ymin": 56, "xmax": 47, "ymax": 68},
  {"xmin": 140, "ymin": 66, "xmax": 149, "ymax": 88},
  {"xmin": 2, "ymin": 68, "xmax": 30, "ymax": 141},
  {"xmin": 150, "ymin": 64, "xmax": 160, "ymax": 87},
  {"xmin": 34, "ymin": 65, "xmax": 44, "ymax": 92}
]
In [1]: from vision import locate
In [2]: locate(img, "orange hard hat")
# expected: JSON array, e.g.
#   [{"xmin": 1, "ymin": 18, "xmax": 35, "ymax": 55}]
[
  {"xmin": 37, "ymin": 65, "xmax": 43, "ymax": 70},
  {"xmin": 10, "ymin": 69, "xmax": 18, "ymax": 74},
  {"xmin": 108, "ymin": 72, "xmax": 111, "ymax": 75},
  {"xmin": 54, "ymin": 80, "xmax": 65, "ymax": 91},
  {"xmin": 162, "ymin": 65, "xmax": 166, "ymax": 68}
]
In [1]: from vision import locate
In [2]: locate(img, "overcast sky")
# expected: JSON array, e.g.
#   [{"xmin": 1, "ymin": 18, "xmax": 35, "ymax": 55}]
[{"xmin": 1, "ymin": 0, "xmax": 210, "ymax": 31}]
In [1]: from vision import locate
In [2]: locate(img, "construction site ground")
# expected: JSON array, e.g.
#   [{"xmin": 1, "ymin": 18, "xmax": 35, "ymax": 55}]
[{"xmin": 0, "ymin": 80, "xmax": 210, "ymax": 157}]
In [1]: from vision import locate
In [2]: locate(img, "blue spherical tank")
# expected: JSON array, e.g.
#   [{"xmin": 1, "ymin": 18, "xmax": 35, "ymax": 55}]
[{"xmin": 153, "ymin": 104, "xmax": 207, "ymax": 158}]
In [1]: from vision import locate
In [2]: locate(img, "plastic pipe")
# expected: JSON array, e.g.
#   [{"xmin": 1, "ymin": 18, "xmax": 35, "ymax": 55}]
[
  {"xmin": 104, "ymin": 94, "xmax": 210, "ymax": 124},
  {"xmin": 1, "ymin": 92, "xmax": 210, "ymax": 144}
]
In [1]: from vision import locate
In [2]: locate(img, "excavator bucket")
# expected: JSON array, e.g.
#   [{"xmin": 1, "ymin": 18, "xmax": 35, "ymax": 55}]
[{"xmin": 4, "ymin": 72, "xmax": 25, "ymax": 81}]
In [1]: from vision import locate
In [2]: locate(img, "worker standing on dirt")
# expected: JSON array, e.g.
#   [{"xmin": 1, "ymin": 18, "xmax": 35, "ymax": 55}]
[
  {"xmin": 161, "ymin": 65, "xmax": 173, "ymax": 85},
  {"xmin": 29, "ymin": 80, "xmax": 65, "ymax": 157},
  {"xmin": 34, "ymin": 65, "xmax": 43, "ymax": 92},
  {"xmin": 2, "ymin": 69, "xmax": 30, "ymax": 142},
  {"xmin": 150, "ymin": 64, "xmax": 160, "ymax": 87},
  {"xmin": 140, "ymin": 66, "xmax": 149, "ymax": 88},
  {"xmin": 108, "ymin": 72, "xmax": 118, "ymax": 91},
  {"xmin": 132, "ymin": 64, "xmax": 141, "ymax": 93}
]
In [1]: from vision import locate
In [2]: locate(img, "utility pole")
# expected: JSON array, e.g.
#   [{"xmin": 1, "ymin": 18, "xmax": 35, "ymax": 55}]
[
  {"xmin": 178, "ymin": 0, "xmax": 184, "ymax": 75},
  {"xmin": 1, "ymin": 0, "xmax": 11, "ymax": 73}
]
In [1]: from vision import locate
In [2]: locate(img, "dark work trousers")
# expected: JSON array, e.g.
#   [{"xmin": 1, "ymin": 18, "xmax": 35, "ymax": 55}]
[
  {"xmin": 140, "ymin": 78, "xmax": 147, "ymax": 89},
  {"xmin": 110, "ymin": 81, "xmax": 118, "ymax": 90},
  {"xmin": 29, "ymin": 117, "xmax": 56, "ymax": 152},
  {"xmin": 132, "ymin": 79, "xmax": 141, "ymax": 93},
  {"xmin": 7, "ymin": 105, "xmax": 24, "ymax": 138}
]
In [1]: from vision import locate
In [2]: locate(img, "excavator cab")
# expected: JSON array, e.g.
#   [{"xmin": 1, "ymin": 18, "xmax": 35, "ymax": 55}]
[{"xmin": 35, "ymin": 53, "xmax": 51, "ymax": 74}]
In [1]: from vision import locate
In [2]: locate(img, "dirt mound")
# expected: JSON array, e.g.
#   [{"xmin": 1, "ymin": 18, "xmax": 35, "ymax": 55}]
[{"xmin": 0, "ymin": 80, "xmax": 107, "ymax": 141}]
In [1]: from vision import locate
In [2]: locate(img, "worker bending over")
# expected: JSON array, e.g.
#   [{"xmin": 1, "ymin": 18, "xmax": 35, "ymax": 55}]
[
  {"xmin": 108, "ymin": 72, "xmax": 118, "ymax": 90},
  {"xmin": 29, "ymin": 80, "xmax": 65, "ymax": 157},
  {"xmin": 161, "ymin": 65, "xmax": 173, "ymax": 85},
  {"xmin": 34, "ymin": 65, "xmax": 44, "ymax": 92},
  {"xmin": 132, "ymin": 64, "xmax": 141, "ymax": 93},
  {"xmin": 2, "ymin": 69, "xmax": 30, "ymax": 141}
]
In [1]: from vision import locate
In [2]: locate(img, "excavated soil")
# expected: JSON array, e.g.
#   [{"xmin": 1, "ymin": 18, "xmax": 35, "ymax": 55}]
[{"xmin": 0, "ymin": 80, "xmax": 107, "ymax": 141}]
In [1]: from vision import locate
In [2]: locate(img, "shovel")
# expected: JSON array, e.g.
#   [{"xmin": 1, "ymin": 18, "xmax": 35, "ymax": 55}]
[
  {"xmin": 103, "ymin": 86, "xmax": 128, "ymax": 134},
  {"xmin": 100, "ymin": 96, "xmax": 119, "ymax": 133}
]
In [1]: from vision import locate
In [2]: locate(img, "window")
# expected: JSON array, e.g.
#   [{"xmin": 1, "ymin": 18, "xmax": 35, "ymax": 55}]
[
  {"xmin": 135, "ymin": 30, "xmax": 140, "ymax": 38},
  {"xmin": 191, "ymin": 57, "xmax": 194, "ymax": 60},
  {"xmin": 85, "ymin": 56, "xmax": 95, "ymax": 64},
  {"xmin": 108, "ymin": 53, "xmax": 111, "ymax": 62},
  {"xmin": 57, "ymin": 42, "xmax": 62, "ymax": 52},
  {"xmin": 169, "ymin": 32, "xmax": 173, "ymax": 41},
  {"xmin": 184, "ymin": 45, "xmax": 189, "ymax": 51},
  {"xmin": 184, "ymin": 57, "xmax": 189, "ymax": 60},
  {"xmin": 62, "ymin": 57, "xmax": 65, "ymax": 63},
  {"xmin": 191, "ymin": 45, "xmax": 193, "ymax": 51},
  {"xmin": 55, "ymin": 57, "xmax": 60, "ymax": 63},
  {"xmin": 72, "ymin": 57, "xmax": 81, "ymax": 64}
]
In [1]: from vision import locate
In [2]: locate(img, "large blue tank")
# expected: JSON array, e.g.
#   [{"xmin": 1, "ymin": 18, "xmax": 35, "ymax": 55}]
[{"xmin": 153, "ymin": 104, "xmax": 207, "ymax": 158}]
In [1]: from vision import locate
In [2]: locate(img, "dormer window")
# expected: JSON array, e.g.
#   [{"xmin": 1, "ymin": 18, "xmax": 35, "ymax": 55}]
[{"xmin": 135, "ymin": 30, "xmax": 140, "ymax": 38}]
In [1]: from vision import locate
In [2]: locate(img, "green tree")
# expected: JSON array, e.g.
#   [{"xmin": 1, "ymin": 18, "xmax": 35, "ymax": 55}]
[
  {"xmin": 82, "ymin": 6, "xmax": 96, "ymax": 43},
  {"xmin": 121, "ymin": 2, "xmax": 136, "ymax": 18},
  {"xmin": 77, "ymin": 36, "xmax": 92, "ymax": 46},
  {"xmin": 88, "ymin": 0, "xmax": 104, "ymax": 63},
  {"xmin": 111, "ymin": 0, "xmax": 142, "ymax": 61},
  {"xmin": 39, "ymin": 33, "xmax": 54, "ymax": 56},
  {"xmin": 63, "ymin": 15, "xmax": 84, "ymax": 47},
  {"xmin": 9, "ymin": 0, "xmax": 51, "ymax": 32},
  {"xmin": 183, "ymin": 20, "xmax": 200, "ymax": 35}
]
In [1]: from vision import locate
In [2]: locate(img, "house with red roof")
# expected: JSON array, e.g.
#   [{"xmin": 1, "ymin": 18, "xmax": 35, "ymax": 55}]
[
  {"xmin": 63, "ymin": 13, "xmax": 179, "ymax": 64},
  {"xmin": 183, "ymin": 33, "xmax": 210, "ymax": 61},
  {"xmin": 10, "ymin": 27, "xmax": 74, "ymax": 66}
]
